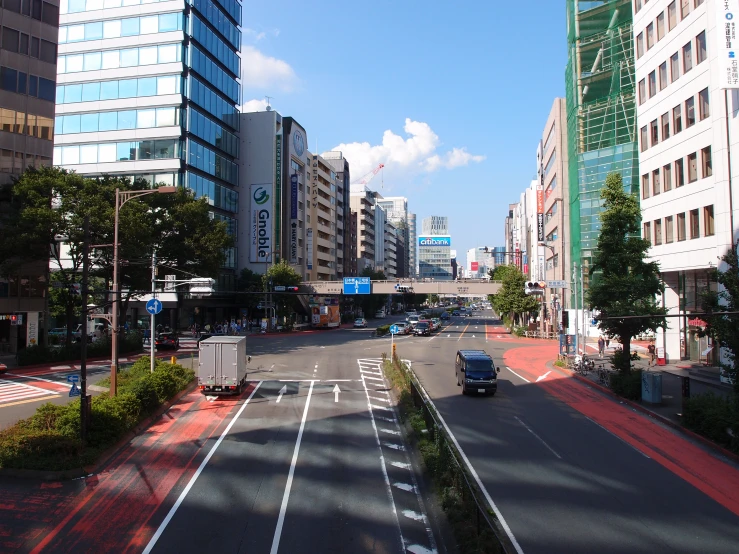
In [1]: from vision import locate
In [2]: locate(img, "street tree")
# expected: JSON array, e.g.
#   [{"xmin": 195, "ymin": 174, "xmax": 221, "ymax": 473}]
[
  {"xmin": 700, "ymin": 239, "xmax": 739, "ymax": 393},
  {"xmin": 588, "ymin": 172, "xmax": 666, "ymax": 372},
  {"xmin": 489, "ymin": 265, "xmax": 538, "ymax": 326},
  {"xmin": 264, "ymin": 260, "xmax": 302, "ymax": 323},
  {"xmin": 235, "ymin": 268, "xmax": 263, "ymax": 319}
]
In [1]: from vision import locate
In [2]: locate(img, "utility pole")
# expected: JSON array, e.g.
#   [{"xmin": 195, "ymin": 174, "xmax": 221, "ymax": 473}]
[
  {"xmin": 573, "ymin": 262, "xmax": 580, "ymax": 355},
  {"xmin": 80, "ymin": 216, "xmax": 90, "ymax": 443},
  {"xmin": 150, "ymin": 249, "xmax": 156, "ymax": 373},
  {"xmin": 580, "ymin": 263, "xmax": 586, "ymax": 356}
]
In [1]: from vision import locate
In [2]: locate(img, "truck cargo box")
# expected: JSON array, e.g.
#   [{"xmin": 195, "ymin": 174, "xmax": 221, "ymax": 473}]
[{"xmin": 198, "ymin": 336, "xmax": 249, "ymax": 395}]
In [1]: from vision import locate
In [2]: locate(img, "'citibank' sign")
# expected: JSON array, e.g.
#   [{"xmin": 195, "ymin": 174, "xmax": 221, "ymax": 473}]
[{"xmin": 418, "ymin": 236, "xmax": 451, "ymax": 247}]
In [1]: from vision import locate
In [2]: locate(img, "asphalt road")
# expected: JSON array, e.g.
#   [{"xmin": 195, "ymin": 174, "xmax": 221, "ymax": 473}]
[{"xmin": 398, "ymin": 309, "xmax": 739, "ymax": 554}]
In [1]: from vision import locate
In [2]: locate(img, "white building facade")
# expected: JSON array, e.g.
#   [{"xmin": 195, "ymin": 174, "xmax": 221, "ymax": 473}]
[
  {"xmin": 466, "ymin": 247, "xmax": 493, "ymax": 279},
  {"xmin": 635, "ymin": 0, "xmax": 738, "ymax": 367}
]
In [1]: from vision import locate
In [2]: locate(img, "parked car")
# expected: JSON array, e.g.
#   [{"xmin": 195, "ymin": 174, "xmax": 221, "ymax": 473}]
[
  {"xmin": 354, "ymin": 318, "xmax": 368, "ymax": 328},
  {"xmin": 414, "ymin": 321, "xmax": 431, "ymax": 336},
  {"xmin": 155, "ymin": 332, "xmax": 180, "ymax": 350}
]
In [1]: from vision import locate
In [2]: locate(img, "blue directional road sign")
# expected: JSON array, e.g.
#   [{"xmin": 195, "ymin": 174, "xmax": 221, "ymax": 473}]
[
  {"xmin": 67, "ymin": 374, "xmax": 79, "ymax": 383},
  {"xmin": 389, "ymin": 325, "xmax": 400, "ymax": 335},
  {"xmin": 146, "ymin": 297, "xmax": 163, "ymax": 315},
  {"xmin": 343, "ymin": 277, "xmax": 371, "ymax": 295},
  {"xmin": 69, "ymin": 383, "xmax": 80, "ymax": 397}
]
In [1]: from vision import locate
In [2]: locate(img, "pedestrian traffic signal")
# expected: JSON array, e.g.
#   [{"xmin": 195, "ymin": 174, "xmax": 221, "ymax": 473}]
[{"xmin": 525, "ymin": 282, "xmax": 545, "ymax": 295}]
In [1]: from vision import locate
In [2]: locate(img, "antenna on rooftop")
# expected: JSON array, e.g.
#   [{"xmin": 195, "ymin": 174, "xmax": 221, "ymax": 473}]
[{"xmin": 265, "ymin": 95, "xmax": 273, "ymax": 111}]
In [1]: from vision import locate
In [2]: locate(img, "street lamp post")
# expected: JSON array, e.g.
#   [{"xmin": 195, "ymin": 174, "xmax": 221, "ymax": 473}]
[{"xmin": 110, "ymin": 186, "xmax": 177, "ymax": 397}]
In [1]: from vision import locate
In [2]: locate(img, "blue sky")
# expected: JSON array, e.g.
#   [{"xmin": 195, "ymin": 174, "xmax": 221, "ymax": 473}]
[{"xmin": 240, "ymin": 0, "xmax": 568, "ymax": 266}]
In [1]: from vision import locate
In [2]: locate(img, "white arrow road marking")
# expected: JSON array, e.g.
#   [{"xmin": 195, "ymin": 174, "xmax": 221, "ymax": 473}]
[
  {"xmin": 333, "ymin": 383, "xmax": 340, "ymax": 402},
  {"xmin": 536, "ymin": 371, "xmax": 552, "ymax": 382},
  {"xmin": 276, "ymin": 385, "xmax": 287, "ymax": 403},
  {"xmin": 471, "ymin": 335, "xmax": 476, "ymax": 338},
  {"xmin": 205, "ymin": 395, "xmax": 218, "ymax": 402}
]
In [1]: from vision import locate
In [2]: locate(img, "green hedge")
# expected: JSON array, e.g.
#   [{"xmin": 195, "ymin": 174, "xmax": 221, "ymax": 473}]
[
  {"xmin": 376, "ymin": 324, "xmax": 391, "ymax": 336},
  {"xmin": 17, "ymin": 331, "xmax": 144, "ymax": 366},
  {"xmin": 0, "ymin": 358, "xmax": 194, "ymax": 471},
  {"xmin": 609, "ymin": 369, "xmax": 642, "ymax": 401},
  {"xmin": 683, "ymin": 392, "xmax": 739, "ymax": 454}
]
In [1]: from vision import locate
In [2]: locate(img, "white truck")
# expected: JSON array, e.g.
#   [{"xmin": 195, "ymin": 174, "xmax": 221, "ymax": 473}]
[{"xmin": 197, "ymin": 336, "xmax": 250, "ymax": 395}]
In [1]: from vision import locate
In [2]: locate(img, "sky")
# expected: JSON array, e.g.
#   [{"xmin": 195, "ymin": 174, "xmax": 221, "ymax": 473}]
[{"xmin": 239, "ymin": 0, "xmax": 568, "ymax": 268}]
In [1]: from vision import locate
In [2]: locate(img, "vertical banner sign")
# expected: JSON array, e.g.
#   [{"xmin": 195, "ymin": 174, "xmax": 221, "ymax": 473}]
[
  {"xmin": 274, "ymin": 134, "xmax": 282, "ymax": 259},
  {"xmin": 471, "ymin": 261, "xmax": 479, "ymax": 272},
  {"xmin": 717, "ymin": 0, "xmax": 739, "ymax": 88},
  {"xmin": 536, "ymin": 185, "xmax": 545, "ymax": 242},
  {"xmin": 26, "ymin": 312, "xmax": 38, "ymax": 347},
  {"xmin": 289, "ymin": 173, "xmax": 298, "ymax": 264},
  {"xmin": 250, "ymin": 184, "xmax": 273, "ymax": 263},
  {"xmin": 306, "ymin": 228, "xmax": 314, "ymax": 270}
]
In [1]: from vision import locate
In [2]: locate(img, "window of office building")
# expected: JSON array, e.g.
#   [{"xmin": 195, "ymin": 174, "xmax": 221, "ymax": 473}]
[
  {"xmin": 696, "ymin": 31, "xmax": 707, "ymax": 64},
  {"xmin": 681, "ymin": 0, "xmax": 690, "ymax": 19},
  {"xmin": 638, "ymin": 79, "xmax": 646, "ymax": 105},
  {"xmin": 640, "ymin": 126, "xmax": 648, "ymax": 152},
  {"xmin": 702, "ymin": 146, "xmax": 712, "ymax": 178},
  {"xmin": 650, "ymin": 119, "xmax": 659, "ymax": 146},
  {"xmin": 663, "ymin": 163, "xmax": 672, "ymax": 191},
  {"xmin": 675, "ymin": 158, "xmax": 685, "ymax": 187},
  {"xmin": 683, "ymin": 42, "xmax": 693, "ymax": 73},
  {"xmin": 644, "ymin": 222, "xmax": 652, "ymax": 244},
  {"xmin": 648, "ymin": 71, "xmax": 656, "ymax": 98},
  {"xmin": 690, "ymin": 208, "xmax": 700, "ymax": 239},
  {"xmin": 657, "ymin": 11, "xmax": 665, "ymax": 40},
  {"xmin": 703, "ymin": 205, "xmax": 714, "ymax": 236},
  {"xmin": 665, "ymin": 216, "xmax": 674, "ymax": 243},
  {"xmin": 670, "ymin": 52, "xmax": 680, "ymax": 82},
  {"xmin": 688, "ymin": 152, "xmax": 698, "ymax": 182},
  {"xmin": 661, "ymin": 112, "xmax": 670, "ymax": 140},
  {"xmin": 654, "ymin": 219, "xmax": 663, "ymax": 245},
  {"xmin": 685, "ymin": 96, "xmax": 695, "ymax": 127},
  {"xmin": 699, "ymin": 88, "xmax": 710, "ymax": 120},
  {"xmin": 659, "ymin": 62, "xmax": 668, "ymax": 90},
  {"xmin": 647, "ymin": 22, "xmax": 654, "ymax": 49},
  {"xmin": 652, "ymin": 169, "xmax": 661, "ymax": 196},
  {"xmin": 677, "ymin": 212, "xmax": 686, "ymax": 241},
  {"xmin": 636, "ymin": 32, "xmax": 644, "ymax": 59},
  {"xmin": 642, "ymin": 173, "xmax": 650, "ymax": 199},
  {"xmin": 668, "ymin": 2, "xmax": 677, "ymax": 30},
  {"xmin": 673, "ymin": 104, "xmax": 682, "ymax": 133}
]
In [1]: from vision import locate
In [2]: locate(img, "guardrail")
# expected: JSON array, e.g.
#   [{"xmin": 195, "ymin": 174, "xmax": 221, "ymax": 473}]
[{"xmin": 396, "ymin": 358, "xmax": 517, "ymax": 553}]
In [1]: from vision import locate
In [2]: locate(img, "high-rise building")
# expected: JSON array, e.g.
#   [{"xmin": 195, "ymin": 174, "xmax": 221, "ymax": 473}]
[
  {"xmin": 375, "ymin": 195, "xmax": 410, "ymax": 276},
  {"xmin": 307, "ymin": 152, "xmax": 339, "ymax": 280},
  {"xmin": 635, "ymin": 0, "xmax": 735, "ymax": 370},
  {"xmin": 418, "ymin": 215, "xmax": 452, "ymax": 280},
  {"xmin": 384, "ymin": 219, "xmax": 397, "ymax": 278},
  {"xmin": 349, "ymin": 184, "xmax": 376, "ymax": 272},
  {"xmin": 503, "ymin": 203, "xmax": 518, "ymax": 266},
  {"xmin": 0, "ymin": 0, "xmax": 59, "ymax": 352},
  {"xmin": 466, "ymin": 247, "xmax": 493, "ymax": 279},
  {"xmin": 54, "ymin": 0, "xmax": 241, "ymax": 288},
  {"xmin": 323, "ymin": 151, "xmax": 351, "ymax": 279},
  {"xmin": 373, "ymin": 196, "xmax": 386, "ymax": 272},
  {"xmin": 566, "ymin": 0, "xmax": 639, "ymax": 297},
  {"xmin": 408, "ymin": 212, "xmax": 417, "ymax": 277}
]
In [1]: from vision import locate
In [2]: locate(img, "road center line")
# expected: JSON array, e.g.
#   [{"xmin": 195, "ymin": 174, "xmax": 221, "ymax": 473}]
[
  {"xmin": 514, "ymin": 416, "xmax": 562, "ymax": 459},
  {"xmin": 270, "ymin": 380, "xmax": 316, "ymax": 554},
  {"xmin": 143, "ymin": 381, "xmax": 263, "ymax": 554},
  {"xmin": 505, "ymin": 366, "xmax": 531, "ymax": 383}
]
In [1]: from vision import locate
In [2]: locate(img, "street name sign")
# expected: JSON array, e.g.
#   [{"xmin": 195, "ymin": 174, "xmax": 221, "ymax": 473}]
[
  {"xmin": 547, "ymin": 280, "xmax": 568, "ymax": 289},
  {"xmin": 343, "ymin": 277, "xmax": 371, "ymax": 295}
]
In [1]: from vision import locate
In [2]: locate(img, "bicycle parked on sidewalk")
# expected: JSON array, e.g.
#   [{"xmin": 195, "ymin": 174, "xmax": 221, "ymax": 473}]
[
  {"xmin": 597, "ymin": 364, "xmax": 612, "ymax": 388},
  {"xmin": 573, "ymin": 354, "xmax": 595, "ymax": 375}
]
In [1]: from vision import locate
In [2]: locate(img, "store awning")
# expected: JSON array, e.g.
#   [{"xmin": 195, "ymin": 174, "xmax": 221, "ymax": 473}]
[{"xmin": 128, "ymin": 292, "xmax": 179, "ymax": 307}]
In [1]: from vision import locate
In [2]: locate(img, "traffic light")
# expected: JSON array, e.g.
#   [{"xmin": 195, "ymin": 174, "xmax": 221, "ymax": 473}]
[
  {"xmin": 525, "ymin": 282, "xmax": 545, "ymax": 295},
  {"xmin": 562, "ymin": 310, "xmax": 569, "ymax": 329}
]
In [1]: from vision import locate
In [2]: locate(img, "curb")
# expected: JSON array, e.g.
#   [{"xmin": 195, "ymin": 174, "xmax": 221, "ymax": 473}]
[
  {"xmin": 552, "ymin": 362, "xmax": 739, "ymax": 465},
  {"xmin": 0, "ymin": 379, "xmax": 198, "ymax": 481}
]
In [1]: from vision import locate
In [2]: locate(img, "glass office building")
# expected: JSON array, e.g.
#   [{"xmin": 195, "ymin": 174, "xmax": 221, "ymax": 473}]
[{"xmin": 53, "ymin": 0, "xmax": 241, "ymax": 276}]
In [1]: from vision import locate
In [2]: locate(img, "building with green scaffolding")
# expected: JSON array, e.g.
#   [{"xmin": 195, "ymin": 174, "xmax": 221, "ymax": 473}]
[{"xmin": 565, "ymin": 0, "xmax": 639, "ymax": 299}]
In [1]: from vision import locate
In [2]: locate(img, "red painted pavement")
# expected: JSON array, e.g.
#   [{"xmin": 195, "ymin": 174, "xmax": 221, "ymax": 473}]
[
  {"xmin": 504, "ymin": 343, "xmax": 739, "ymax": 518},
  {"xmin": 0, "ymin": 384, "xmax": 255, "ymax": 554}
]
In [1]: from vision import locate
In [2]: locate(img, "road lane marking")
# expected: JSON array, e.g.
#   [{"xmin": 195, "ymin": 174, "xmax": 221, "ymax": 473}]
[
  {"xmin": 514, "ymin": 416, "xmax": 562, "ymax": 459},
  {"xmin": 270, "ymin": 380, "xmax": 316, "ymax": 554},
  {"xmin": 410, "ymin": 360, "xmax": 525, "ymax": 554},
  {"xmin": 457, "ymin": 322, "xmax": 471, "ymax": 341},
  {"xmin": 143, "ymin": 381, "xmax": 263, "ymax": 554},
  {"xmin": 585, "ymin": 416, "xmax": 651, "ymax": 459},
  {"xmin": 381, "ymin": 428, "xmax": 401, "ymax": 436},
  {"xmin": 536, "ymin": 371, "xmax": 552, "ymax": 382},
  {"xmin": 393, "ymin": 482, "xmax": 416, "ymax": 492},
  {"xmin": 505, "ymin": 366, "xmax": 531, "ymax": 383},
  {"xmin": 333, "ymin": 384, "xmax": 340, "ymax": 402},
  {"xmin": 276, "ymin": 385, "xmax": 287, "ymax": 403},
  {"xmin": 403, "ymin": 509, "xmax": 426, "ymax": 522}
]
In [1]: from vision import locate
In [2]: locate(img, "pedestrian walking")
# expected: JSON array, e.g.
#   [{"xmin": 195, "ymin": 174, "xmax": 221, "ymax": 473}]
[
  {"xmin": 605, "ymin": 337, "xmax": 610, "ymax": 349},
  {"xmin": 598, "ymin": 336, "xmax": 605, "ymax": 358},
  {"xmin": 648, "ymin": 341, "xmax": 656, "ymax": 366}
]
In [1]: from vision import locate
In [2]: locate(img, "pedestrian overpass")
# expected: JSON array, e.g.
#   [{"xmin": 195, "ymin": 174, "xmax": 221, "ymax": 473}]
[{"xmin": 300, "ymin": 279, "xmax": 502, "ymax": 297}]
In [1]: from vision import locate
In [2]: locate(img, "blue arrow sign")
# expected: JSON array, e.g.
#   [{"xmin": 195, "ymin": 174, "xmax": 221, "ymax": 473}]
[
  {"xmin": 69, "ymin": 383, "xmax": 80, "ymax": 397},
  {"xmin": 389, "ymin": 325, "xmax": 400, "ymax": 335},
  {"xmin": 146, "ymin": 298, "xmax": 163, "ymax": 315},
  {"xmin": 67, "ymin": 374, "xmax": 79, "ymax": 383},
  {"xmin": 343, "ymin": 277, "xmax": 371, "ymax": 295}
]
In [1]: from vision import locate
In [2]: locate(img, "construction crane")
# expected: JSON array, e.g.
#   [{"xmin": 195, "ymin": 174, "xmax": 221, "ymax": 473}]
[{"xmin": 351, "ymin": 163, "xmax": 385, "ymax": 187}]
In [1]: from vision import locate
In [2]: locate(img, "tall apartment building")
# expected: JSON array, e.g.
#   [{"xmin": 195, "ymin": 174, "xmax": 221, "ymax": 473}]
[
  {"xmin": 408, "ymin": 212, "xmax": 417, "ymax": 277},
  {"xmin": 566, "ymin": 0, "xmax": 639, "ymax": 298},
  {"xmin": 418, "ymin": 215, "xmax": 452, "ymax": 280},
  {"xmin": 384, "ymin": 219, "xmax": 397, "ymax": 278},
  {"xmin": 539, "ymin": 98, "xmax": 570, "ymax": 320},
  {"xmin": 54, "ymin": 0, "xmax": 241, "ymax": 288},
  {"xmin": 307, "ymin": 152, "xmax": 339, "ymax": 280},
  {"xmin": 323, "ymin": 151, "xmax": 351, "ymax": 279},
  {"xmin": 375, "ymin": 195, "xmax": 411, "ymax": 277},
  {"xmin": 349, "ymin": 184, "xmax": 375, "ymax": 272},
  {"xmin": 503, "ymin": 203, "xmax": 520, "ymax": 267},
  {"xmin": 373, "ymin": 195, "xmax": 386, "ymax": 273},
  {"xmin": 635, "ymin": 0, "xmax": 735, "ymax": 369},
  {"xmin": 0, "ymin": 0, "xmax": 59, "ymax": 352}
]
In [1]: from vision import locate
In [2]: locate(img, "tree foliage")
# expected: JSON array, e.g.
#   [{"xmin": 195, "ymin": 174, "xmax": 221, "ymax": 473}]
[
  {"xmin": 700, "ymin": 240, "xmax": 739, "ymax": 393},
  {"xmin": 489, "ymin": 265, "xmax": 539, "ymax": 325},
  {"xmin": 587, "ymin": 172, "xmax": 666, "ymax": 372},
  {"xmin": 264, "ymin": 260, "xmax": 303, "ymax": 321}
]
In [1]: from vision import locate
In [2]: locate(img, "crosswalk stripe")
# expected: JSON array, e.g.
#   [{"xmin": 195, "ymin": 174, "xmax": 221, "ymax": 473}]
[{"xmin": 0, "ymin": 380, "xmax": 58, "ymax": 404}]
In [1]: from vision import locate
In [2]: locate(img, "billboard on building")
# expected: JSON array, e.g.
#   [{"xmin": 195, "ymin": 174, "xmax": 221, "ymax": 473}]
[
  {"xmin": 289, "ymin": 174, "xmax": 299, "ymax": 264},
  {"xmin": 306, "ymin": 228, "xmax": 313, "ymax": 270},
  {"xmin": 717, "ymin": 0, "xmax": 739, "ymax": 89},
  {"xmin": 418, "ymin": 235, "xmax": 451, "ymax": 247},
  {"xmin": 471, "ymin": 261, "xmax": 479, "ymax": 271},
  {"xmin": 250, "ymin": 184, "xmax": 273, "ymax": 263},
  {"xmin": 536, "ymin": 185, "xmax": 545, "ymax": 242}
]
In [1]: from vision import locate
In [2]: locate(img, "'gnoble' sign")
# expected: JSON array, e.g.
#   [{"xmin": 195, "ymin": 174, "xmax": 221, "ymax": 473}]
[{"xmin": 250, "ymin": 183, "xmax": 273, "ymax": 262}]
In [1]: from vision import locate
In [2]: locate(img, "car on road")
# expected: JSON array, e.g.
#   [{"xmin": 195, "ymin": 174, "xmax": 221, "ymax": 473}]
[
  {"xmin": 455, "ymin": 349, "xmax": 500, "ymax": 396},
  {"xmin": 406, "ymin": 314, "xmax": 420, "ymax": 329},
  {"xmin": 392, "ymin": 321, "xmax": 410, "ymax": 334},
  {"xmin": 155, "ymin": 332, "xmax": 180, "ymax": 350},
  {"xmin": 440, "ymin": 311, "xmax": 450, "ymax": 320},
  {"xmin": 452, "ymin": 310, "xmax": 460, "ymax": 316},
  {"xmin": 430, "ymin": 318, "xmax": 441, "ymax": 331},
  {"xmin": 354, "ymin": 318, "xmax": 367, "ymax": 328},
  {"xmin": 414, "ymin": 321, "xmax": 431, "ymax": 336}
]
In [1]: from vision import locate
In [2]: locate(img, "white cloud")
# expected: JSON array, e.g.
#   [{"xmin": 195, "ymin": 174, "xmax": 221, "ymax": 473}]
[
  {"xmin": 241, "ymin": 46, "xmax": 298, "ymax": 92},
  {"xmin": 242, "ymin": 28, "xmax": 280, "ymax": 42},
  {"xmin": 329, "ymin": 118, "xmax": 485, "ymax": 179},
  {"xmin": 241, "ymin": 98, "xmax": 270, "ymax": 112}
]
